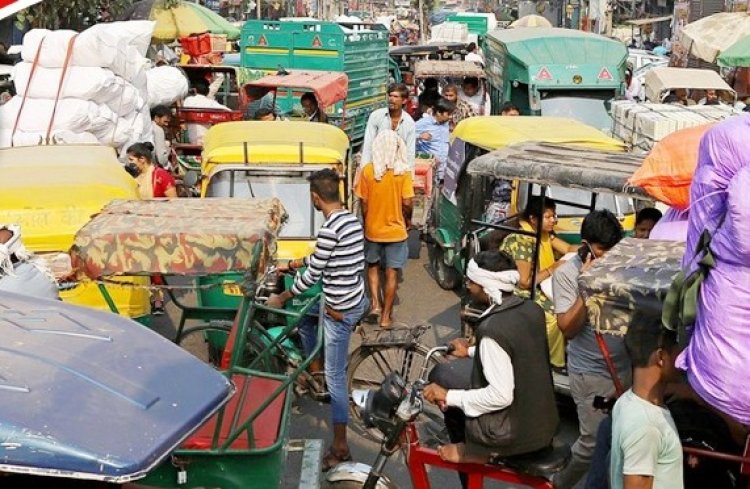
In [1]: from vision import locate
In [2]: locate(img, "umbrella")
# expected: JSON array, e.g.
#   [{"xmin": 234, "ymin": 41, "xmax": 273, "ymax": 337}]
[
  {"xmin": 120, "ymin": 0, "xmax": 240, "ymax": 42},
  {"xmin": 679, "ymin": 12, "xmax": 750, "ymax": 64},
  {"xmin": 509, "ymin": 15, "xmax": 553, "ymax": 28},
  {"xmin": 718, "ymin": 35, "xmax": 750, "ymax": 67}
]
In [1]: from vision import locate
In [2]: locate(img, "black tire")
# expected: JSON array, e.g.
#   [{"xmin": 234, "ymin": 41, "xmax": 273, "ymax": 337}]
[
  {"xmin": 347, "ymin": 343, "xmax": 449, "ymax": 443},
  {"xmin": 428, "ymin": 243, "xmax": 459, "ymax": 290}
]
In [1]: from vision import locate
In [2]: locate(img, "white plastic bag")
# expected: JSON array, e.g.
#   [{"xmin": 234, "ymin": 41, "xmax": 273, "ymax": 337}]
[{"xmin": 146, "ymin": 66, "xmax": 189, "ymax": 108}]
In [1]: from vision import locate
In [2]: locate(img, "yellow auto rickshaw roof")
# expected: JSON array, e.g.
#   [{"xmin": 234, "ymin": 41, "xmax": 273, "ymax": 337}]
[
  {"xmin": 0, "ymin": 145, "xmax": 138, "ymax": 252},
  {"xmin": 202, "ymin": 121, "xmax": 350, "ymax": 170},
  {"xmin": 451, "ymin": 116, "xmax": 625, "ymax": 152}
]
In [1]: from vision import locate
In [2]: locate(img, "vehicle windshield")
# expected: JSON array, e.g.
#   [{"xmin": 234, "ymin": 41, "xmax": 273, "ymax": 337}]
[
  {"xmin": 206, "ymin": 170, "xmax": 324, "ymax": 239},
  {"xmin": 540, "ymin": 96, "xmax": 614, "ymax": 133}
]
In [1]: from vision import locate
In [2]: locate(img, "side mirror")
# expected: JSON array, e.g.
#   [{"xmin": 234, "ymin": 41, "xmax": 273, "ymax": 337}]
[{"xmin": 183, "ymin": 170, "xmax": 199, "ymax": 188}]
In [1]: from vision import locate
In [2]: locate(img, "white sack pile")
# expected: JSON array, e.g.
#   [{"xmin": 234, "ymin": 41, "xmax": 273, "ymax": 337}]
[
  {"xmin": 146, "ymin": 66, "xmax": 189, "ymax": 108},
  {"xmin": 0, "ymin": 21, "xmax": 155, "ymax": 152}
]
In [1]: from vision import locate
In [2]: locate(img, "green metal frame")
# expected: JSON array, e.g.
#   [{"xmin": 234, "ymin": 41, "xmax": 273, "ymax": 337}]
[{"xmin": 94, "ymin": 242, "xmax": 324, "ymax": 489}]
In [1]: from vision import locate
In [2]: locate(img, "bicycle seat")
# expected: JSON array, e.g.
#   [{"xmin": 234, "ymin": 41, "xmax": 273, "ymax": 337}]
[{"xmin": 492, "ymin": 439, "xmax": 571, "ymax": 480}]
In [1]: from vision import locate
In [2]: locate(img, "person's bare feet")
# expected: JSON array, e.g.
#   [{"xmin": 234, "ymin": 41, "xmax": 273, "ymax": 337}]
[{"xmin": 437, "ymin": 443, "xmax": 489, "ymax": 464}]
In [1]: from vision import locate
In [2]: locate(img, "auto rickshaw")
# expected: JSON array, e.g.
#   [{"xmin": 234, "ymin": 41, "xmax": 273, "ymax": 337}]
[
  {"xmin": 411, "ymin": 59, "xmax": 488, "ymax": 116},
  {"xmin": 643, "ymin": 66, "xmax": 737, "ymax": 104},
  {"xmin": 197, "ymin": 120, "xmax": 350, "ymax": 310},
  {"xmin": 240, "ymin": 70, "xmax": 350, "ymax": 129},
  {"xmin": 0, "ymin": 145, "xmax": 151, "ymax": 323},
  {"xmin": 65, "ymin": 197, "xmax": 324, "ymax": 488},
  {"xmin": 425, "ymin": 116, "xmax": 634, "ymax": 291}
]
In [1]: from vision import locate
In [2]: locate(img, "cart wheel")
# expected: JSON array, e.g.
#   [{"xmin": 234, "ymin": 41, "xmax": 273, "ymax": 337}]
[{"xmin": 427, "ymin": 243, "xmax": 458, "ymax": 290}]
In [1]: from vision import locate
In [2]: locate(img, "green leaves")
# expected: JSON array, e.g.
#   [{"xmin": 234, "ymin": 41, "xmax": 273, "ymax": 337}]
[{"xmin": 15, "ymin": 0, "xmax": 131, "ymax": 31}]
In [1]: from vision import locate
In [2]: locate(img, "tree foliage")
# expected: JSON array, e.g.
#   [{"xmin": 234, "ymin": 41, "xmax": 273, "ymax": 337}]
[{"xmin": 15, "ymin": 0, "xmax": 132, "ymax": 31}]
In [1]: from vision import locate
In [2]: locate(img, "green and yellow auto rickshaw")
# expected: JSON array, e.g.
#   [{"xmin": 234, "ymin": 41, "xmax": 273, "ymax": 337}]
[{"xmin": 425, "ymin": 116, "xmax": 635, "ymax": 290}]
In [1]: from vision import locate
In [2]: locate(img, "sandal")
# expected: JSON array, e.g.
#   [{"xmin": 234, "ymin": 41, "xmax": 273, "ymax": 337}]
[
  {"xmin": 322, "ymin": 447, "xmax": 352, "ymax": 472},
  {"xmin": 364, "ymin": 309, "xmax": 381, "ymax": 324}
]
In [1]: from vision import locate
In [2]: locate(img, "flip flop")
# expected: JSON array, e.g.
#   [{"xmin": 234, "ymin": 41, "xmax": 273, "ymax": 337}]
[
  {"xmin": 321, "ymin": 447, "xmax": 352, "ymax": 472},
  {"xmin": 364, "ymin": 309, "xmax": 381, "ymax": 324}
]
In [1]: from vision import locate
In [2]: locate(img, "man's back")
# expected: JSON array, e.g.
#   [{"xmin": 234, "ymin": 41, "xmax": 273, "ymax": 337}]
[
  {"xmin": 469, "ymin": 299, "xmax": 559, "ymax": 456},
  {"xmin": 356, "ymin": 163, "xmax": 415, "ymax": 243},
  {"xmin": 610, "ymin": 390, "xmax": 683, "ymax": 489}
]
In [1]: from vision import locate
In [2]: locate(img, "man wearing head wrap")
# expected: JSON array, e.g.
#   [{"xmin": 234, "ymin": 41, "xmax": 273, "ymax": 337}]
[
  {"xmin": 355, "ymin": 129, "xmax": 415, "ymax": 328},
  {"xmin": 423, "ymin": 251, "xmax": 559, "ymax": 475},
  {"xmin": 0, "ymin": 225, "xmax": 59, "ymax": 300}
]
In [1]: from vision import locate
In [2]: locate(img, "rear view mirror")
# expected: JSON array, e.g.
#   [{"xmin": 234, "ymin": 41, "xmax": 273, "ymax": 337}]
[{"xmin": 184, "ymin": 170, "xmax": 199, "ymax": 188}]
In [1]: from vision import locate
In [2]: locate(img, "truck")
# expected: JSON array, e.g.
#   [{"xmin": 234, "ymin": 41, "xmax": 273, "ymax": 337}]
[
  {"xmin": 484, "ymin": 27, "xmax": 627, "ymax": 131},
  {"xmin": 240, "ymin": 20, "xmax": 390, "ymax": 149}
]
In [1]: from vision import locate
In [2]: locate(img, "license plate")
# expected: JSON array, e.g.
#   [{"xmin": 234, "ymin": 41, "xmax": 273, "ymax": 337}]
[{"xmin": 222, "ymin": 283, "xmax": 243, "ymax": 296}]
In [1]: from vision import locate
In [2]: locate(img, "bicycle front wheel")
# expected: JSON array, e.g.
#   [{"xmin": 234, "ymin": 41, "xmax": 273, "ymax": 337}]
[{"xmin": 348, "ymin": 343, "xmax": 448, "ymax": 442}]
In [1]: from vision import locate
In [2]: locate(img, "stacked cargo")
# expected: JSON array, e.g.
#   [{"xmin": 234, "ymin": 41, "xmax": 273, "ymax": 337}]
[
  {"xmin": 0, "ymin": 21, "xmax": 155, "ymax": 153},
  {"xmin": 611, "ymin": 100, "xmax": 741, "ymax": 152}
]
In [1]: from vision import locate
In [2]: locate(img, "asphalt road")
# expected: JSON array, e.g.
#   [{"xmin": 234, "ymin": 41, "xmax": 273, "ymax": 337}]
[{"xmin": 145, "ymin": 246, "xmax": 580, "ymax": 489}]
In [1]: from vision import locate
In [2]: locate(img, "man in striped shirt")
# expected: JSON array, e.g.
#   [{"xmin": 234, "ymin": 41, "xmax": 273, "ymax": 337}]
[{"xmin": 267, "ymin": 168, "xmax": 368, "ymax": 471}]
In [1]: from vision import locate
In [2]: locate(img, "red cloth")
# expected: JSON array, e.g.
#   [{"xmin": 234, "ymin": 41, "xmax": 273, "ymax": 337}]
[{"xmin": 152, "ymin": 167, "xmax": 176, "ymax": 197}]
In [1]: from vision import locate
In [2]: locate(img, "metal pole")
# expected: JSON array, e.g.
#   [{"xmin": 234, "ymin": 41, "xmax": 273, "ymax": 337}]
[
  {"xmin": 419, "ymin": 0, "xmax": 426, "ymax": 42},
  {"xmin": 257, "ymin": 0, "xmax": 261, "ymax": 19}
]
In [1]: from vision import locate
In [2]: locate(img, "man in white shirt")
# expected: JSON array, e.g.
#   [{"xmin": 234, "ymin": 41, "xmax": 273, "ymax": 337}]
[
  {"xmin": 361, "ymin": 83, "xmax": 416, "ymax": 170},
  {"xmin": 465, "ymin": 42, "xmax": 484, "ymax": 66},
  {"xmin": 150, "ymin": 105, "xmax": 172, "ymax": 169},
  {"xmin": 459, "ymin": 76, "xmax": 490, "ymax": 115},
  {"xmin": 182, "ymin": 79, "xmax": 231, "ymax": 145},
  {"xmin": 423, "ymin": 251, "xmax": 559, "ymax": 470}
]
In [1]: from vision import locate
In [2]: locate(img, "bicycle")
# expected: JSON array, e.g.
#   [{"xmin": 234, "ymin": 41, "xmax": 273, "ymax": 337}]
[
  {"xmin": 347, "ymin": 324, "xmax": 450, "ymax": 441},
  {"xmin": 328, "ymin": 345, "xmax": 571, "ymax": 489}
]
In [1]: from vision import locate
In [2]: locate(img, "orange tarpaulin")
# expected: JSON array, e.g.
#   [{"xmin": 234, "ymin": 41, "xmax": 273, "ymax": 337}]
[{"xmin": 629, "ymin": 123, "xmax": 715, "ymax": 210}]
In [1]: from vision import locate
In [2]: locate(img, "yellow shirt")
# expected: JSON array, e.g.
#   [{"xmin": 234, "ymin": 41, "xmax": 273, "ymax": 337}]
[{"xmin": 355, "ymin": 163, "xmax": 415, "ymax": 242}]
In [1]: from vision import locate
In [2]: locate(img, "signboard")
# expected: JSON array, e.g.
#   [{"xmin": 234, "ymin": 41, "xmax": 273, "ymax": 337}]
[
  {"xmin": 442, "ymin": 138, "xmax": 466, "ymax": 203},
  {"xmin": 0, "ymin": 0, "xmax": 44, "ymax": 20}
]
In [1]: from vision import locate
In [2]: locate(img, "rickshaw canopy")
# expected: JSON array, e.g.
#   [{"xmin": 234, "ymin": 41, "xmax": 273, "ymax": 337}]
[
  {"xmin": 644, "ymin": 67, "xmax": 736, "ymax": 102},
  {"xmin": 468, "ymin": 142, "xmax": 648, "ymax": 198},
  {"xmin": 70, "ymin": 198, "xmax": 286, "ymax": 278},
  {"xmin": 0, "ymin": 145, "xmax": 138, "ymax": 252},
  {"xmin": 202, "ymin": 121, "xmax": 350, "ymax": 169},
  {"xmin": 243, "ymin": 70, "xmax": 349, "ymax": 110},
  {"xmin": 452, "ymin": 116, "xmax": 625, "ymax": 152},
  {"xmin": 413, "ymin": 60, "xmax": 486, "ymax": 79},
  {"xmin": 0, "ymin": 289, "xmax": 232, "ymax": 481}
]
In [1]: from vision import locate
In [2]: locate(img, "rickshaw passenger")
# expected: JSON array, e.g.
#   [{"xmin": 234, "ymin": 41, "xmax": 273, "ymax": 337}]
[
  {"xmin": 244, "ymin": 86, "xmax": 279, "ymax": 121},
  {"xmin": 499, "ymin": 197, "xmax": 577, "ymax": 369},
  {"xmin": 443, "ymin": 84, "xmax": 476, "ymax": 132},
  {"xmin": 267, "ymin": 169, "xmax": 368, "ymax": 472},
  {"xmin": 423, "ymin": 251, "xmax": 558, "ymax": 475},
  {"xmin": 183, "ymin": 81, "xmax": 230, "ymax": 145},
  {"xmin": 415, "ymin": 98, "xmax": 455, "ymax": 180},
  {"xmin": 634, "ymin": 208, "xmax": 663, "ymax": 239},
  {"xmin": 361, "ymin": 83, "xmax": 415, "ymax": 171},
  {"xmin": 254, "ymin": 107, "xmax": 279, "ymax": 121},
  {"xmin": 459, "ymin": 77, "xmax": 490, "ymax": 115},
  {"xmin": 500, "ymin": 102, "xmax": 520, "ymax": 116},
  {"xmin": 300, "ymin": 93, "xmax": 328, "ymax": 123},
  {"xmin": 551, "ymin": 210, "xmax": 628, "ymax": 489}
]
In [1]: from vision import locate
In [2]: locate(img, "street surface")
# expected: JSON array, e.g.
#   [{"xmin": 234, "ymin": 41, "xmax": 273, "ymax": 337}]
[{"xmin": 149, "ymin": 246, "xmax": 580, "ymax": 489}]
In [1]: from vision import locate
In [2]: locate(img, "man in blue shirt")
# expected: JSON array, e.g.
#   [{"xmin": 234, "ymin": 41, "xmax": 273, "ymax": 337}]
[{"xmin": 415, "ymin": 98, "xmax": 455, "ymax": 180}]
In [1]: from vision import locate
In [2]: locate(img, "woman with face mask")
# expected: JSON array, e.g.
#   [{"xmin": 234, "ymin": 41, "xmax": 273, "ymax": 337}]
[{"xmin": 126, "ymin": 143, "xmax": 178, "ymax": 199}]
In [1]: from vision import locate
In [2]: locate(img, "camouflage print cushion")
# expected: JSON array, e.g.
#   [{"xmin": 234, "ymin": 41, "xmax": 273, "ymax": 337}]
[{"xmin": 578, "ymin": 238, "xmax": 685, "ymax": 336}]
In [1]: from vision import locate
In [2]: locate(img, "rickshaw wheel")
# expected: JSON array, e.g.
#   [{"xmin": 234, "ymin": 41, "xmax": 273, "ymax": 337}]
[{"xmin": 427, "ymin": 243, "xmax": 459, "ymax": 290}]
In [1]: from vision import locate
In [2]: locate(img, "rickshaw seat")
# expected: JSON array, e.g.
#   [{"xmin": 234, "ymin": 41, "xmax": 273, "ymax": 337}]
[{"xmin": 182, "ymin": 373, "xmax": 286, "ymax": 450}]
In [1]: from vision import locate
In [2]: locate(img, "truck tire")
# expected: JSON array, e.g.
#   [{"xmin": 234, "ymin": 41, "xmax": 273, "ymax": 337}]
[{"xmin": 428, "ymin": 243, "xmax": 458, "ymax": 290}]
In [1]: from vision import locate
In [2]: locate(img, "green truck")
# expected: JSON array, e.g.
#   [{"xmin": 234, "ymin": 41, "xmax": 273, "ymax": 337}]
[
  {"xmin": 240, "ymin": 20, "xmax": 390, "ymax": 148},
  {"xmin": 484, "ymin": 27, "xmax": 627, "ymax": 130}
]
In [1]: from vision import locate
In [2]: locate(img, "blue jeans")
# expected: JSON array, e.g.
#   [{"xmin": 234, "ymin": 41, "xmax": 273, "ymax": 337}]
[{"xmin": 298, "ymin": 295, "xmax": 369, "ymax": 425}]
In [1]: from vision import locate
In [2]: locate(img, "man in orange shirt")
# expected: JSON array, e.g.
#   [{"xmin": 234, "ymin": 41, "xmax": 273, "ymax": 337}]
[{"xmin": 356, "ymin": 130, "xmax": 415, "ymax": 328}]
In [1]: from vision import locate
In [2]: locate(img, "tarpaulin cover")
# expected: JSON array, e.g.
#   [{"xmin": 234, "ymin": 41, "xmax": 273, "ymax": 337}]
[
  {"xmin": 245, "ymin": 70, "xmax": 349, "ymax": 110},
  {"xmin": 579, "ymin": 238, "xmax": 685, "ymax": 336},
  {"xmin": 0, "ymin": 290, "xmax": 232, "ymax": 481},
  {"xmin": 629, "ymin": 123, "xmax": 714, "ymax": 210},
  {"xmin": 70, "ymin": 198, "xmax": 286, "ymax": 278},
  {"xmin": 678, "ymin": 114, "xmax": 750, "ymax": 425}
]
